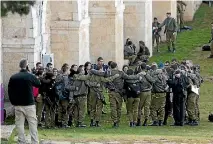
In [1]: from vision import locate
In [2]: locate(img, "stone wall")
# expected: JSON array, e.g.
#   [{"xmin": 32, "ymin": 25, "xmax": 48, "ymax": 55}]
[{"xmin": 2, "ymin": 11, "xmax": 36, "ymax": 100}]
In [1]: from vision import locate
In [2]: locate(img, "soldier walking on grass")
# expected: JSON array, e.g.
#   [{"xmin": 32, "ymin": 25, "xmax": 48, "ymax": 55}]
[{"xmin": 158, "ymin": 12, "xmax": 178, "ymax": 53}]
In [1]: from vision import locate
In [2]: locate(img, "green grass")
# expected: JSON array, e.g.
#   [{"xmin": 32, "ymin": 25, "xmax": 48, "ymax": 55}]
[{"xmin": 5, "ymin": 3, "xmax": 213, "ymax": 144}]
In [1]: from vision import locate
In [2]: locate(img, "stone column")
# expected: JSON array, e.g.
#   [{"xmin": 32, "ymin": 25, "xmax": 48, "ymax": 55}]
[
  {"xmin": 115, "ymin": 0, "xmax": 125, "ymax": 69},
  {"xmin": 124, "ymin": 1, "xmax": 145, "ymax": 52},
  {"xmin": 49, "ymin": 0, "xmax": 90, "ymax": 69},
  {"xmin": 144, "ymin": 0, "xmax": 153, "ymax": 56},
  {"xmin": 183, "ymin": 0, "xmax": 202, "ymax": 21},
  {"xmin": 89, "ymin": 1, "xmax": 125, "ymax": 69}
]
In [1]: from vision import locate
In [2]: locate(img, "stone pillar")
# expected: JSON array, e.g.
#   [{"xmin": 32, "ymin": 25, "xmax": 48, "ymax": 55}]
[
  {"xmin": 49, "ymin": 0, "xmax": 90, "ymax": 69},
  {"xmin": 144, "ymin": 0, "xmax": 153, "ymax": 56},
  {"xmin": 2, "ymin": 11, "xmax": 35, "ymax": 100},
  {"xmin": 184, "ymin": 0, "xmax": 202, "ymax": 21},
  {"xmin": 124, "ymin": 1, "xmax": 145, "ymax": 51},
  {"xmin": 89, "ymin": 1, "xmax": 125, "ymax": 69}
]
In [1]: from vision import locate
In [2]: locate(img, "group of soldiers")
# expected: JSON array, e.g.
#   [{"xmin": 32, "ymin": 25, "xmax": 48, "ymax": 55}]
[{"xmin": 32, "ymin": 56, "xmax": 203, "ymax": 128}]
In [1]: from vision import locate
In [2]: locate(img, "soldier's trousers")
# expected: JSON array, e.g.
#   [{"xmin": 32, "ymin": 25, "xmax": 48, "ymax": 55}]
[
  {"xmin": 187, "ymin": 92, "xmax": 198, "ymax": 121},
  {"xmin": 152, "ymin": 34, "xmax": 160, "ymax": 48},
  {"xmin": 87, "ymin": 88, "xmax": 92, "ymax": 113},
  {"xmin": 127, "ymin": 97, "xmax": 140, "ymax": 122},
  {"xmin": 195, "ymin": 94, "xmax": 200, "ymax": 121},
  {"xmin": 109, "ymin": 91, "xmax": 123, "ymax": 123},
  {"xmin": 138, "ymin": 91, "xmax": 151, "ymax": 120},
  {"xmin": 35, "ymin": 98, "xmax": 43, "ymax": 125},
  {"xmin": 58, "ymin": 99, "xmax": 69, "ymax": 125},
  {"xmin": 90, "ymin": 89, "xmax": 103, "ymax": 122},
  {"xmin": 74, "ymin": 96, "xmax": 87, "ymax": 123},
  {"xmin": 44, "ymin": 102, "xmax": 55, "ymax": 127},
  {"xmin": 150, "ymin": 93, "xmax": 166, "ymax": 121},
  {"xmin": 173, "ymin": 93, "xmax": 186, "ymax": 125},
  {"xmin": 166, "ymin": 31, "xmax": 176, "ymax": 50},
  {"xmin": 210, "ymin": 41, "xmax": 213, "ymax": 56},
  {"xmin": 179, "ymin": 13, "xmax": 184, "ymax": 29}
]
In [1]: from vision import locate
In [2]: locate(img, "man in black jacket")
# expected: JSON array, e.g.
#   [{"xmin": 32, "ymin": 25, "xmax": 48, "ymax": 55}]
[
  {"xmin": 8, "ymin": 59, "xmax": 41, "ymax": 144},
  {"xmin": 168, "ymin": 70, "xmax": 189, "ymax": 126}
]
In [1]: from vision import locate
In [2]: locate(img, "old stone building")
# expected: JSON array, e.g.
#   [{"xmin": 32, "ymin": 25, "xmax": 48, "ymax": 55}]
[{"xmin": 1, "ymin": 0, "xmax": 202, "ymax": 99}]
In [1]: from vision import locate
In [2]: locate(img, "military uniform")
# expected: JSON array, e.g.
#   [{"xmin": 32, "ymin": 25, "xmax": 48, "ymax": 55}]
[
  {"xmin": 159, "ymin": 17, "xmax": 178, "ymax": 52},
  {"xmin": 150, "ymin": 69, "xmax": 167, "ymax": 126},
  {"xmin": 152, "ymin": 22, "xmax": 161, "ymax": 52},
  {"xmin": 137, "ymin": 71, "xmax": 155, "ymax": 126},
  {"xmin": 177, "ymin": 1, "xmax": 187, "ymax": 29},
  {"xmin": 74, "ymin": 71, "xmax": 119, "ymax": 126},
  {"xmin": 186, "ymin": 72, "xmax": 200, "ymax": 125},
  {"xmin": 56, "ymin": 74, "xmax": 70, "ymax": 127},
  {"xmin": 124, "ymin": 45, "xmax": 137, "ymax": 65},
  {"xmin": 107, "ymin": 69, "xmax": 140, "ymax": 127},
  {"xmin": 35, "ymin": 95, "xmax": 43, "ymax": 126}
]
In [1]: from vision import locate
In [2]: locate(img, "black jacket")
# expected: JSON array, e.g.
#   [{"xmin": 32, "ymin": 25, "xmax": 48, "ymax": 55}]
[{"xmin": 8, "ymin": 69, "xmax": 41, "ymax": 106}]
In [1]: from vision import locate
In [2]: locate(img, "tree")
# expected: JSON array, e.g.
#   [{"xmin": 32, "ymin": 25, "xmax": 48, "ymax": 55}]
[{"xmin": 1, "ymin": 1, "xmax": 35, "ymax": 17}]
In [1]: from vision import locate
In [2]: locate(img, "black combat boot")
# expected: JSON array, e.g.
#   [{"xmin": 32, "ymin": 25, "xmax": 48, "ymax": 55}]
[
  {"xmin": 149, "ymin": 121, "xmax": 159, "ymax": 126},
  {"xmin": 190, "ymin": 120, "xmax": 198, "ymax": 126},
  {"xmin": 172, "ymin": 43, "xmax": 176, "ymax": 53},
  {"xmin": 158, "ymin": 120, "xmax": 163, "ymax": 126},
  {"xmin": 76, "ymin": 122, "xmax": 86, "ymax": 128},
  {"xmin": 95, "ymin": 121, "xmax": 101, "ymax": 127},
  {"xmin": 163, "ymin": 120, "xmax": 167, "ymax": 126},
  {"xmin": 68, "ymin": 115, "xmax": 73, "ymax": 127},
  {"xmin": 129, "ymin": 122, "xmax": 134, "ymax": 127},
  {"xmin": 113, "ymin": 122, "xmax": 118, "ymax": 128},
  {"xmin": 136, "ymin": 119, "xmax": 141, "ymax": 126},
  {"xmin": 142, "ymin": 119, "xmax": 148, "ymax": 126},
  {"xmin": 87, "ymin": 111, "xmax": 90, "ymax": 115},
  {"xmin": 90, "ymin": 119, "xmax": 96, "ymax": 127}
]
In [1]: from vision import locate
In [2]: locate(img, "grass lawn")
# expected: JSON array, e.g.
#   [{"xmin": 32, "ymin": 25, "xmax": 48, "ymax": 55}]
[{"xmin": 6, "ymin": 3, "xmax": 213, "ymax": 144}]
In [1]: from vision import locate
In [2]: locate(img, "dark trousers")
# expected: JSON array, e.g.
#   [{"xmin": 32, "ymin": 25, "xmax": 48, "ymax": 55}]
[
  {"xmin": 173, "ymin": 93, "xmax": 186, "ymax": 125},
  {"xmin": 164, "ymin": 92, "xmax": 173, "ymax": 123}
]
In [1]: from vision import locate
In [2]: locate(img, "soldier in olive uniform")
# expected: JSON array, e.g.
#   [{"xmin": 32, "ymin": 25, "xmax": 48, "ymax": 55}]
[
  {"xmin": 177, "ymin": 0, "xmax": 187, "ymax": 30},
  {"xmin": 150, "ymin": 69, "xmax": 168, "ymax": 126},
  {"xmin": 74, "ymin": 66, "xmax": 120, "ymax": 127},
  {"xmin": 56, "ymin": 63, "xmax": 70, "ymax": 128},
  {"xmin": 124, "ymin": 69, "xmax": 141, "ymax": 127},
  {"xmin": 124, "ymin": 41, "xmax": 137, "ymax": 66},
  {"xmin": 159, "ymin": 12, "xmax": 178, "ymax": 53},
  {"xmin": 136, "ymin": 62, "xmax": 155, "ymax": 126},
  {"xmin": 152, "ymin": 17, "xmax": 162, "ymax": 52},
  {"xmin": 208, "ymin": 22, "xmax": 213, "ymax": 58},
  {"xmin": 107, "ymin": 62, "xmax": 141, "ymax": 127}
]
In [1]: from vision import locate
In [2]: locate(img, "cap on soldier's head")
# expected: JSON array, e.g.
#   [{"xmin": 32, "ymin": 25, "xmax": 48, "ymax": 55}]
[
  {"xmin": 154, "ymin": 17, "xmax": 157, "ymax": 20},
  {"xmin": 166, "ymin": 12, "xmax": 171, "ymax": 15}
]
